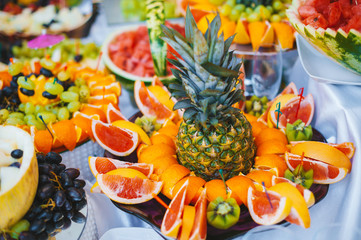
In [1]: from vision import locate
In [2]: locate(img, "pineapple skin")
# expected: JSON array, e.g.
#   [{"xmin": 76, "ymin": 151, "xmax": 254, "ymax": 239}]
[{"xmin": 176, "ymin": 111, "xmax": 256, "ymax": 181}]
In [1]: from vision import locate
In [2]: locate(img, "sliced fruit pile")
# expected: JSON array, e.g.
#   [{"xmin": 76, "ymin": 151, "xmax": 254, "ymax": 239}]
[
  {"xmin": 0, "ymin": 58, "xmax": 122, "ymax": 153},
  {"xmin": 287, "ymin": 0, "xmax": 361, "ymax": 74},
  {"xmin": 179, "ymin": 0, "xmax": 295, "ymax": 50}
]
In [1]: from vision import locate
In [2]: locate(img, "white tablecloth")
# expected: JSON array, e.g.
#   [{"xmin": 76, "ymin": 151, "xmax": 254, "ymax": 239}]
[{"xmin": 81, "ymin": 3, "xmax": 361, "ymax": 239}]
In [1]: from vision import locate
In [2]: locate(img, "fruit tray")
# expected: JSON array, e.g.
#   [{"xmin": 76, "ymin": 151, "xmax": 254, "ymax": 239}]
[{"xmin": 104, "ymin": 111, "xmax": 329, "ymax": 240}]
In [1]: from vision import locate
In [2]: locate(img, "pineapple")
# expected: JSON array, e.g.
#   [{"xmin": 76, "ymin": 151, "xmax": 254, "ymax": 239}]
[{"xmin": 161, "ymin": 9, "xmax": 256, "ymax": 181}]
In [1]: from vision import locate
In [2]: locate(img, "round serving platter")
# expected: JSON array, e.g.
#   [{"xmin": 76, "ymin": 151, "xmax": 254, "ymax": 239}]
[{"xmin": 102, "ymin": 111, "xmax": 329, "ymax": 240}]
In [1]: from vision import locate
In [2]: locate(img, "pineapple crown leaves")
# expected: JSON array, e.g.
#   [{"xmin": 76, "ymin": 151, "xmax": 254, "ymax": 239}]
[{"xmin": 160, "ymin": 7, "xmax": 245, "ymax": 128}]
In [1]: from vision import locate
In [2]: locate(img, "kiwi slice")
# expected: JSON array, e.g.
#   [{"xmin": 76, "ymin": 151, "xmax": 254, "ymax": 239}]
[
  {"xmin": 207, "ymin": 196, "xmax": 240, "ymax": 230},
  {"xmin": 284, "ymin": 164, "xmax": 314, "ymax": 189},
  {"xmin": 245, "ymin": 95, "xmax": 268, "ymax": 117}
]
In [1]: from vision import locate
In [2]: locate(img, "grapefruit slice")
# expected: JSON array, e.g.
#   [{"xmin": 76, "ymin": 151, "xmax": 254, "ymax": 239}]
[
  {"xmin": 329, "ymin": 142, "xmax": 355, "ymax": 159},
  {"xmin": 92, "ymin": 120, "xmax": 139, "ymax": 156},
  {"xmin": 189, "ymin": 188, "xmax": 207, "ymax": 240},
  {"xmin": 88, "ymin": 156, "xmax": 153, "ymax": 177},
  {"xmin": 179, "ymin": 205, "xmax": 196, "ymax": 240},
  {"xmin": 106, "ymin": 103, "xmax": 128, "ymax": 123},
  {"xmin": 288, "ymin": 141, "xmax": 355, "ymax": 159},
  {"xmin": 290, "ymin": 141, "xmax": 352, "ymax": 171},
  {"xmin": 97, "ymin": 169, "xmax": 162, "ymax": 204},
  {"xmin": 269, "ymin": 94, "xmax": 314, "ymax": 129},
  {"xmin": 270, "ymin": 182, "xmax": 311, "ymax": 228},
  {"xmin": 285, "ymin": 152, "xmax": 349, "ymax": 184},
  {"xmin": 272, "ymin": 176, "xmax": 315, "ymax": 207},
  {"xmin": 247, "ymin": 186, "xmax": 292, "ymax": 225},
  {"xmin": 134, "ymin": 80, "xmax": 174, "ymax": 124},
  {"xmin": 161, "ymin": 180, "xmax": 189, "ymax": 238}
]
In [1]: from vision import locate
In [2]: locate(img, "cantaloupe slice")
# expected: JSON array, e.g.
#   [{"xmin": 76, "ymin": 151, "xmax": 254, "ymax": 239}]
[
  {"xmin": 260, "ymin": 21, "xmax": 275, "ymax": 47},
  {"xmin": 234, "ymin": 19, "xmax": 250, "ymax": 44},
  {"xmin": 248, "ymin": 21, "xmax": 268, "ymax": 51},
  {"xmin": 272, "ymin": 22, "xmax": 295, "ymax": 50}
]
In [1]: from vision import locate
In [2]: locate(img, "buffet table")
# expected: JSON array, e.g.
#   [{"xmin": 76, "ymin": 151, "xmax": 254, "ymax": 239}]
[{"xmin": 75, "ymin": 3, "xmax": 361, "ymax": 240}]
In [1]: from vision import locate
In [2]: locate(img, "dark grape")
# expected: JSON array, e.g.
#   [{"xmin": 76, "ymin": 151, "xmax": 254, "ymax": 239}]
[
  {"xmin": 3, "ymin": 87, "xmax": 13, "ymax": 97},
  {"xmin": 73, "ymin": 179, "xmax": 86, "ymax": 188},
  {"xmin": 74, "ymin": 55, "xmax": 83, "ymax": 62},
  {"xmin": 45, "ymin": 152, "xmax": 62, "ymax": 164},
  {"xmin": 29, "ymin": 219, "xmax": 46, "ymax": 234},
  {"xmin": 36, "ymin": 153, "xmax": 46, "ymax": 164},
  {"xmin": 72, "ymin": 211, "xmax": 86, "ymax": 224},
  {"xmin": 11, "ymin": 149, "xmax": 23, "ymax": 158},
  {"xmin": 75, "ymin": 198, "xmax": 87, "ymax": 211},
  {"xmin": 10, "ymin": 80, "xmax": 18, "ymax": 88},
  {"xmin": 40, "ymin": 68, "xmax": 53, "ymax": 77},
  {"xmin": 64, "ymin": 209, "xmax": 74, "ymax": 219},
  {"xmin": 54, "ymin": 190, "xmax": 66, "ymax": 207},
  {"xmin": 37, "ymin": 208, "xmax": 52, "ymax": 222},
  {"xmin": 10, "ymin": 97, "xmax": 21, "ymax": 105},
  {"xmin": 52, "ymin": 211, "xmax": 64, "ymax": 223},
  {"xmin": 62, "ymin": 200, "xmax": 72, "ymax": 211},
  {"xmin": 62, "ymin": 218, "xmax": 71, "ymax": 230},
  {"xmin": 35, "ymin": 231, "xmax": 48, "ymax": 240},
  {"xmin": 66, "ymin": 187, "xmax": 82, "ymax": 202},
  {"xmin": 12, "ymin": 72, "xmax": 23, "ymax": 81},
  {"xmin": 60, "ymin": 172, "xmax": 73, "ymax": 188},
  {"xmin": 20, "ymin": 88, "xmax": 35, "ymax": 96},
  {"xmin": 9, "ymin": 162, "xmax": 21, "ymax": 168},
  {"xmin": 37, "ymin": 183, "xmax": 55, "ymax": 199},
  {"xmin": 45, "ymin": 222, "xmax": 56, "ymax": 234},
  {"xmin": 18, "ymin": 231, "xmax": 36, "ymax": 240},
  {"xmin": 65, "ymin": 168, "xmax": 80, "ymax": 179},
  {"xmin": 38, "ymin": 164, "xmax": 52, "ymax": 175},
  {"xmin": 57, "ymin": 164, "xmax": 66, "ymax": 173},
  {"xmin": 54, "ymin": 218, "xmax": 64, "ymax": 229},
  {"xmin": 39, "ymin": 174, "xmax": 50, "ymax": 184},
  {"xmin": 42, "ymin": 91, "xmax": 57, "ymax": 99}
]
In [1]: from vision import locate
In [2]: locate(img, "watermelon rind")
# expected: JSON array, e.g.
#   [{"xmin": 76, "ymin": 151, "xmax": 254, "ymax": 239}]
[{"xmin": 286, "ymin": 0, "xmax": 361, "ymax": 75}]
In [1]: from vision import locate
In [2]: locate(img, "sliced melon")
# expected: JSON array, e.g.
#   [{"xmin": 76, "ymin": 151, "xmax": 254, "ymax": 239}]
[
  {"xmin": 286, "ymin": 0, "xmax": 361, "ymax": 75},
  {"xmin": 0, "ymin": 126, "xmax": 38, "ymax": 229}
]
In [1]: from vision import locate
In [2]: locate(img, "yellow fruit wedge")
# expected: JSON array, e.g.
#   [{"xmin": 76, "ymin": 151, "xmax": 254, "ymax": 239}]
[
  {"xmin": 222, "ymin": 20, "xmax": 236, "ymax": 40},
  {"xmin": 179, "ymin": 205, "xmax": 196, "ymax": 240},
  {"xmin": 148, "ymin": 85, "xmax": 175, "ymax": 112},
  {"xmin": 260, "ymin": 21, "xmax": 275, "ymax": 47},
  {"xmin": 248, "ymin": 21, "xmax": 267, "ymax": 51},
  {"xmin": 112, "ymin": 120, "xmax": 151, "ymax": 145},
  {"xmin": 271, "ymin": 22, "xmax": 295, "ymax": 50},
  {"xmin": 270, "ymin": 182, "xmax": 311, "ymax": 228},
  {"xmin": 290, "ymin": 141, "xmax": 352, "ymax": 172},
  {"xmin": 234, "ymin": 19, "xmax": 251, "ymax": 44}
]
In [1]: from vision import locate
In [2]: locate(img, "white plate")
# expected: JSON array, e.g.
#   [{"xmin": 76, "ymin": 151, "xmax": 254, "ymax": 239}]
[
  {"xmin": 100, "ymin": 227, "xmax": 164, "ymax": 240},
  {"xmin": 296, "ymin": 34, "xmax": 361, "ymax": 85}
]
